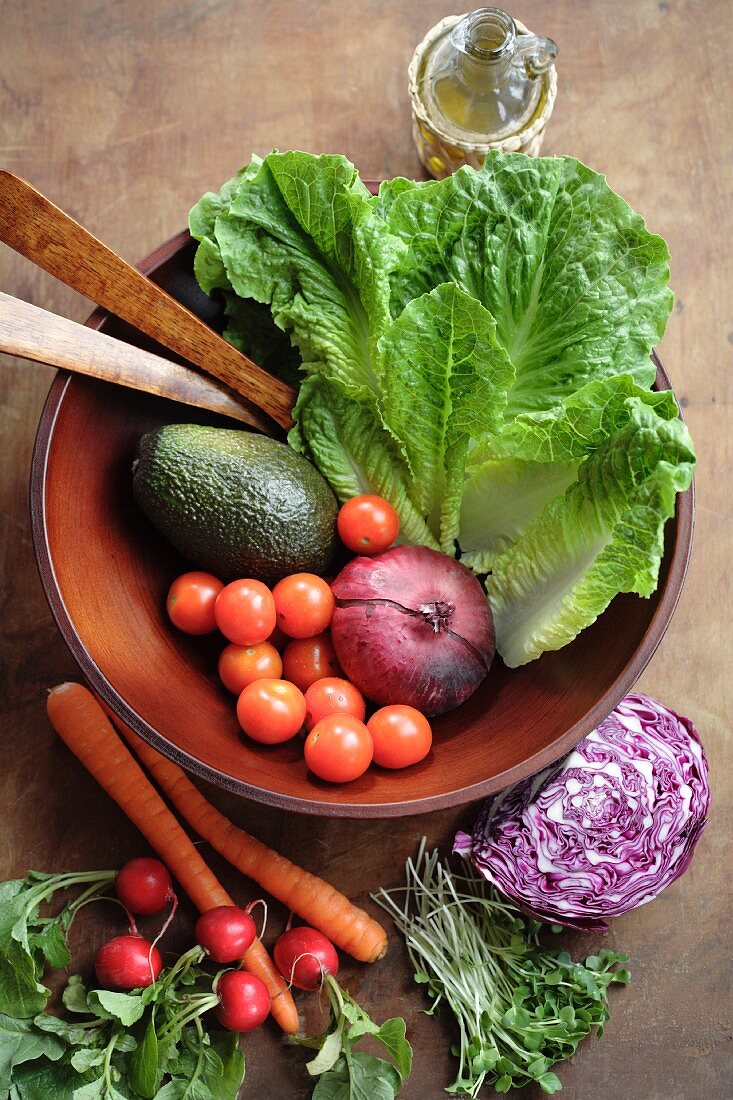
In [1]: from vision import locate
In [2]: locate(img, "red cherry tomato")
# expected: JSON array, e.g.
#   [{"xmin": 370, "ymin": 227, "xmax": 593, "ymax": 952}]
[
  {"xmin": 215, "ymin": 580, "xmax": 276, "ymax": 646},
  {"xmin": 337, "ymin": 495, "xmax": 399, "ymax": 555},
  {"xmin": 166, "ymin": 572, "xmax": 223, "ymax": 634},
  {"xmin": 236, "ymin": 678, "xmax": 306, "ymax": 744},
  {"xmin": 116, "ymin": 858, "xmax": 173, "ymax": 916},
  {"xmin": 95, "ymin": 935, "xmax": 162, "ymax": 991},
  {"xmin": 273, "ymin": 926, "xmax": 339, "ymax": 990},
  {"xmin": 304, "ymin": 677, "xmax": 366, "ymax": 731},
  {"xmin": 272, "ymin": 574, "xmax": 335, "ymax": 639},
  {"xmin": 304, "ymin": 714, "xmax": 373, "ymax": 783},
  {"xmin": 281, "ymin": 633, "xmax": 343, "ymax": 692},
  {"xmin": 215, "ymin": 970, "xmax": 270, "ymax": 1032},
  {"xmin": 218, "ymin": 642, "xmax": 282, "ymax": 695},
  {"xmin": 195, "ymin": 905, "xmax": 257, "ymax": 963},
  {"xmin": 367, "ymin": 705, "xmax": 433, "ymax": 769}
]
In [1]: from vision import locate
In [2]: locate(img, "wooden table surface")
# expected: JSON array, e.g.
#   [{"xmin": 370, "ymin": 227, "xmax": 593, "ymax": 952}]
[{"xmin": 1, "ymin": 2, "xmax": 730, "ymax": 1097}]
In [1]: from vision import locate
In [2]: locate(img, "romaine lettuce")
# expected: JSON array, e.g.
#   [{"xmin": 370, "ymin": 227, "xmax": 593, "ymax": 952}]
[{"xmin": 190, "ymin": 150, "xmax": 693, "ymax": 668}]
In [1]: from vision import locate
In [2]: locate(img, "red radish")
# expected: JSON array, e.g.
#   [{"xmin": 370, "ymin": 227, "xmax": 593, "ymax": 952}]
[
  {"xmin": 116, "ymin": 857, "xmax": 174, "ymax": 916},
  {"xmin": 215, "ymin": 970, "xmax": 270, "ymax": 1032},
  {"xmin": 95, "ymin": 934, "xmax": 162, "ymax": 991},
  {"xmin": 274, "ymin": 926, "xmax": 339, "ymax": 990},
  {"xmin": 195, "ymin": 905, "xmax": 257, "ymax": 963},
  {"xmin": 331, "ymin": 545, "xmax": 494, "ymax": 717}
]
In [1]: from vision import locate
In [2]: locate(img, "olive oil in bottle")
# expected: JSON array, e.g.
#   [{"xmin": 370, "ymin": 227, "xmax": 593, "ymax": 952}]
[{"xmin": 409, "ymin": 7, "xmax": 558, "ymax": 178}]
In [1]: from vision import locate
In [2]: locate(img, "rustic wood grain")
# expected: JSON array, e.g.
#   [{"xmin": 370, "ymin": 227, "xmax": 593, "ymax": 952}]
[
  {"xmin": 0, "ymin": 287, "xmax": 264, "ymax": 427},
  {"xmin": 0, "ymin": 170, "xmax": 294, "ymax": 430},
  {"xmin": 0, "ymin": 2, "xmax": 730, "ymax": 1098}
]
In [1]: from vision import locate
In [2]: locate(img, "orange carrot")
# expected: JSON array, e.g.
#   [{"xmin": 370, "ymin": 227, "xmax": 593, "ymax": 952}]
[
  {"xmin": 113, "ymin": 717, "xmax": 389, "ymax": 964},
  {"xmin": 47, "ymin": 683, "xmax": 299, "ymax": 1034}
]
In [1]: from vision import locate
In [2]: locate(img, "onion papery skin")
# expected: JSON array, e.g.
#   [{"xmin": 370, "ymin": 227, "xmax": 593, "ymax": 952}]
[{"xmin": 331, "ymin": 545, "xmax": 494, "ymax": 717}]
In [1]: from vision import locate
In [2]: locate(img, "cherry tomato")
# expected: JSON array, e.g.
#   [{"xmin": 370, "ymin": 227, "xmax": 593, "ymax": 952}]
[
  {"xmin": 215, "ymin": 970, "xmax": 270, "ymax": 1032},
  {"xmin": 195, "ymin": 905, "xmax": 257, "ymax": 962},
  {"xmin": 95, "ymin": 935, "xmax": 162, "ymax": 991},
  {"xmin": 218, "ymin": 642, "xmax": 282, "ymax": 695},
  {"xmin": 215, "ymin": 579, "xmax": 276, "ymax": 646},
  {"xmin": 166, "ymin": 571, "xmax": 223, "ymax": 634},
  {"xmin": 304, "ymin": 714, "xmax": 373, "ymax": 783},
  {"xmin": 116, "ymin": 858, "xmax": 173, "ymax": 916},
  {"xmin": 281, "ymin": 633, "xmax": 343, "ymax": 692},
  {"xmin": 337, "ymin": 495, "xmax": 399, "ymax": 555},
  {"xmin": 236, "ymin": 678, "xmax": 306, "ymax": 744},
  {"xmin": 367, "ymin": 705, "xmax": 433, "ymax": 769},
  {"xmin": 272, "ymin": 574, "xmax": 335, "ymax": 639},
  {"xmin": 304, "ymin": 677, "xmax": 366, "ymax": 731},
  {"xmin": 274, "ymin": 926, "xmax": 339, "ymax": 990}
]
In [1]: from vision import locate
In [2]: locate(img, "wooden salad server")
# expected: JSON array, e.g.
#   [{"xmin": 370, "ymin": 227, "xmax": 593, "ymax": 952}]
[
  {"xmin": 0, "ymin": 291, "xmax": 267, "ymax": 430},
  {"xmin": 0, "ymin": 170, "xmax": 295, "ymax": 431}
]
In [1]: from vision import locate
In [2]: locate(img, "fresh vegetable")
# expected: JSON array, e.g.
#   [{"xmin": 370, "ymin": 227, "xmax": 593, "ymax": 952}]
[
  {"xmin": 304, "ymin": 676, "xmax": 366, "ymax": 731},
  {"xmin": 215, "ymin": 970, "xmax": 270, "ymax": 1033},
  {"xmin": 304, "ymin": 714, "xmax": 373, "ymax": 783},
  {"xmin": 214, "ymin": 578, "xmax": 277, "ymax": 646},
  {"xmin": 236, "ymin": 677, "xmax": 307, "ymax": 744},
  {"xmin": 47, "ymin": 683, "xmax": 299, "ymax": 1034},
  {"xmin": 331, "ymin": 545, "xmax": 494, "ymax": 716},
  {"xmin": 133, "ymin": 423, "xmax": 339, "ymax": 584},
  {"xmin": 367, "ymin": 705, "xmax": 432, "ymax": 769},
  {"xmin": 95, "ymin": 934, "xmax": 163, "ymax": 991},
  {"xmin": 195, "ymin": 905, "xmax": 257, "ymax": 963},
  {"xmin": 281, "ymin": 632, "xmax": 343, "ymax": 691},
  {"xmin": 274, "ymin": 926, "xmax": 339, "ymax": 990},
  {"xmin": 218, "ymin": 640, "xmax": 283, "ymax": 694},
  {"xmin": 374, "ymin": 841, "xmax": 630, "ymax": 1096},
  {"xmin": 272, "ymin": 572, "xmax": 335, "ymax": 638},
  {"xmin": 294, "ymin": 974, "xmax": 412, "ymax": 1100},
  {"xmin": 0, "ymin": 868, "xmax": 116, "ymax": 1018},
  {"xmin": 455, "ymin": 692, "xmax": 710, "ymax": 931},
  {"xmin": 191, "ymin": 151, "xmax": 695, "ymax": 665},
  {"xmin": 116, "ymin": 856, "xmax": 173, "ymax": 916},
  {"xmin": 337, "ymin": 494, "xmax": 400, "ymax": 555},
  {"xmin": 166, "ymin": 571, "xmax": 223, "ymax": 634},
  {"xmin": 113, "ymin": 716, "xmax": 389, "ymax": 963},
  {"xmin": 0, "ymin": 934, "xmax": 246, "ymax": 1097}
]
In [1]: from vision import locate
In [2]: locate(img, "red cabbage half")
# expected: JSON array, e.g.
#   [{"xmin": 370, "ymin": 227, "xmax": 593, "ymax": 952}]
[{"xmin": 454, "ymin": 693, "xmax": 710, "ymax": 931}]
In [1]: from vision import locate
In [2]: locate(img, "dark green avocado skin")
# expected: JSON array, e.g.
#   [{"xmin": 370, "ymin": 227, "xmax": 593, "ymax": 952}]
[{"xmin": 133, "ymin": 425, "xmax": 339, "ymax": 583}]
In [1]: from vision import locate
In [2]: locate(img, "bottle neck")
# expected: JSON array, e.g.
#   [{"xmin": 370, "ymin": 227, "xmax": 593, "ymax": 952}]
[{"xmin": 453, "ymin": 7, "xmax": 517, "ymax": 86}]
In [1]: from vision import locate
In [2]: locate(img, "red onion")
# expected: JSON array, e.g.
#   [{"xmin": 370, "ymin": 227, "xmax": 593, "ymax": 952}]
[{"xmin": 330, "ymin": 545, "xmax": 494, "ymax": 716}]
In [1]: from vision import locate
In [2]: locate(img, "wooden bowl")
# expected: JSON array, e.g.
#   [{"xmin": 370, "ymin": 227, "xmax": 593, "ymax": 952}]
[{"xmin": 31, "ymin": 231, "xmax": 694, "ymax": 817}]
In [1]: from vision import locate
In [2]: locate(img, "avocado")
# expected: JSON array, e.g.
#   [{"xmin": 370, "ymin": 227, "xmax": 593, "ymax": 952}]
[{"xmin": 133, "ymin": 425, "xmax": 339, "ymax": 583}]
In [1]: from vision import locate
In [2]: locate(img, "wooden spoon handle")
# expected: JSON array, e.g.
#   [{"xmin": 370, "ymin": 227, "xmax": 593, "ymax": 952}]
[
  {"xmin": 0, "ymin": 170, "xmax": 295, "ymax": 430},
  {"xmin": 0, "ymin": 292, "xmax": 267, "ymax": 431}
]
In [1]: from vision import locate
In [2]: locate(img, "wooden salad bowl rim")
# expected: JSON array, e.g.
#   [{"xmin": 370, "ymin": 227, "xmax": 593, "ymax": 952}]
[{"xmin": 30, "ymin": 228, "xmax": 695, "ymax": 817}]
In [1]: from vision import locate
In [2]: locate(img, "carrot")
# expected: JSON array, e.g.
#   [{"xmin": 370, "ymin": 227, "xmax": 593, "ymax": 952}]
[
  {"xmin": 47, "ymin": 683, "xmax": 299, "ymax": 1034},
  {"xmin": 110, "ymin": 714, "xmax": 389, "ymax": 964}
]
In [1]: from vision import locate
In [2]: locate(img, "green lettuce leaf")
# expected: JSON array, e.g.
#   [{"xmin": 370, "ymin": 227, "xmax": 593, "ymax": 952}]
[
  {"xmin": 291, "ymin": 376, "xmax": 438, "ymax": 550},
  {"xmin": 378, "ymin": 283, "xmax": 514, "ymax": 550},
  {"xmin": 381, "ymin": 152, "xmax": 673, "ymax": 416},
  {"xmin": 459, "ymin": 375, "xmax": 682, "ymax": 568},
  {"xmin": 487, "ymin": 402, "xmax": 695, "ymax": 667},
  {"xmin": 213, "ymin": 151, "xmax": 402, "ymax": 396}
]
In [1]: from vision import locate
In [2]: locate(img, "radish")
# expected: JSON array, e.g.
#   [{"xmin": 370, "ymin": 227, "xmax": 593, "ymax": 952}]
[
  {"xmin": 95, "ymin": 934, "xmax": 162, "ymax": 990},
  {"xmin": 215, "ymin": 970, "xmax": 270, "ymax": 1032},
  {"xmin": 274, "ymin": 926, "xmax": 339, "ymax": 990},
  {"xmin": 195, "ymin": 905, "xmax": 257, "ymax": 963},
  {"xmin": 331, "ymin": 545, "xmax": 494, "ymax": 716},
  {"xmin": 116, "ymin": 857, "xmax": 174, "ymax": 916}
]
